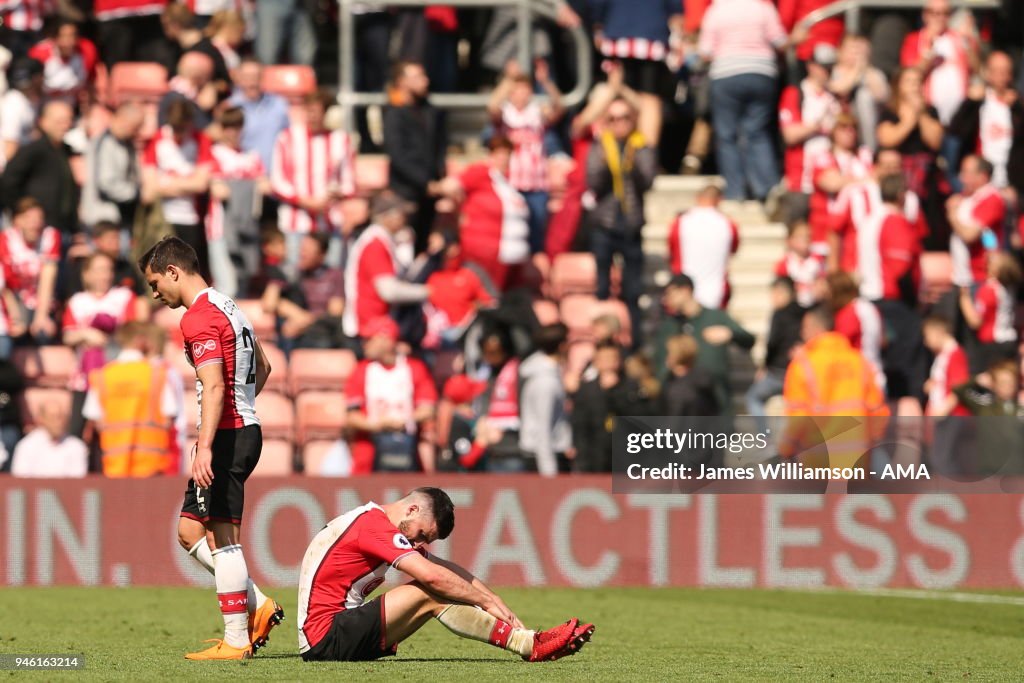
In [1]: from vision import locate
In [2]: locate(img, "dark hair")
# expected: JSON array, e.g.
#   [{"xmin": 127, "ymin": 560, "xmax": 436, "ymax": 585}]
[
  {"xmin": 879, "ymin": 174, "xmax": 906, "ymax": 204},
  {"xmin": 51, "ymin": 18, "xmax": 79, "ymax": 38},
  {"xmin": 594, "ymin": 339, "xmax": 621, "ymax": 354},
  {"xmin": 488, "ymin": 134, "xmax": 514, "ymax": 153},
  {"xmin": 667, "ymin": 273, "xmax": 694, "ymax": 291},
  {"xmin": 82, "ymin": 250, "xmax": 115, "ymax": 272},
  {"xmin": 260, "ymin": 226, "xmax": 284, "ymax": 246},
  {"xmin": 972, "ymin": 156, "xmax": 995, "ymax": 179},
  {"xmin": 922, "ymin": 314, "xmax": 953, "ymax": 333},
  {"xmin": 304, "ymin": 89, "xmax": 335, "ymax": 110},
  {"xmin": 303, "ymin": 232, "xmax": 330, "ymax": 255},
  {"xmin": 218, "ymin": 105, "xmax": 244, "ymax": 128},
  {"xmin": 481, "ymin": 326, "xmax": 515, "ymax": 359},
  {"xmin": 411, "ymin": 487, "xmax": 455, "ymax": 540},
  {"xmin": 826, "ymin": 271, "xmax": 859, "ymax": 310},
  {"xmin": 138, "ymin": 236, "xmax": 200, "ymax": 275},
  {"xmin": 772, "ymin": 275, "xmax": 796, "ymax": 296},
  {"xmin": 162, "ymin": 2, "xmax": 195, "ymax": 28},
  {"xmin": 13, "ymin": 196, "xmax": 42, "ymax": 216},
  {"xmin": 533, "ymin": 323, "xmax": 568, "ymax": 355},
  {"xmin": 804, "ymin": 305, "xmax": 835, "ymax": 332},
  {"xmin": 989, "ymin": 358, "xmax": 1019, "ymax": 379},
  {"xmin": 91, "ymin": 221, "xmax": 120, "ymax": 238},
  {"xmin": 166, "ymin": 98, "xmax": 195, "ymax": 131}
]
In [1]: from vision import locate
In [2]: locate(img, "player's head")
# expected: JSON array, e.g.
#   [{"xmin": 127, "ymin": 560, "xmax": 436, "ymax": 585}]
[
  {"xmin": 771, "ymin": 275, "xmax": 796, "ymax": 309},
  {"xmin": 395, "ymin": 487, "xmax": 455, "ymax": 546},
  {"xmin": 139, "ymin": 236, "xmax": 202, "ymax": 308},
  {"xmin": 801, "ymin": 305, "xmax": 834, "ymax": 342}
]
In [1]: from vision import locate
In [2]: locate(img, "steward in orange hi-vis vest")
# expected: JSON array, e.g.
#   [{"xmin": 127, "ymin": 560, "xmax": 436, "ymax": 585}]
[{"xmin": 89, "ymin": 358, "xmax": 173, "ymax": 477}]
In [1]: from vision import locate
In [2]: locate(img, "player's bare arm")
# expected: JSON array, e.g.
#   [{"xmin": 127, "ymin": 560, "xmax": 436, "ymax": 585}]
[
  {"xmin": 428, "ymin": 555, "xmax": 523, "ymax": 628},
  {"xmin": 194, "ymin": 362, "xmax": 225, "ymax": 489},
  {"xmin": 253, "ymin": 337, "xmax": 271, "ymax": 396},
  {"xmin": 396, "ymin": 552, "xmax": 506, "ymax": 622}
]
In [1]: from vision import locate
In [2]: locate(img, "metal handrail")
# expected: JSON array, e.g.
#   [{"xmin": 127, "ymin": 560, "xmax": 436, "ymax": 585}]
[
  {"xmin": 797, "ymin": 0, "xmax": 1001, "ymax": 35},
  {"xmin": 336, "ymin": 0, "xmax": 593, "ymax": 131}
]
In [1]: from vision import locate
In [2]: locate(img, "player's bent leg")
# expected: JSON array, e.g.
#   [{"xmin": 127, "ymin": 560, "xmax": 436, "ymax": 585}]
[{"xmin": 381, "ymin": 582, "xmax": 447, "ymax": 647}]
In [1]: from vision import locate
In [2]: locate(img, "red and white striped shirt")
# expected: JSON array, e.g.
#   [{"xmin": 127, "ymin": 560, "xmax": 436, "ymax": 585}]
[
  {"xmin": 809, "ymin": 145, "xmax": 873, "ymax": 250},
  {"xmin": 27, "ymin": 38, "xmax": 98, "ymax": 105},
  {"xmin": 834, "ymin": 298, "xmax": 885, "ymax": 390},
  {"xmin": 93, "ymin": 0, "xmax": 166, "ymax": 21},
  {"xmin": 857, "ymin": 207, "xmax": 920, "ymax": 302},
  {"xmin": 498, "ymin": 101, "xmax": 548, "ymax": 192},
  {"xmin": 206, "ymin": 143, "xmax": 265, "ymax": 241},
  {"xmin": 271, "ymin": 124, "xmax": 356, "ymax": 235},
  {"xmin": 342, "ymin": 224, "xmax": 395, "ymax": 338},
  {"xmin": 900, "ymin": 29, "xmax": 970, "ymax": 125},
  {"xmin": 926, "ymin": 339, "xmax": 970, "ymax": 417},
  {"xmin": 142, "ymin": 125, "xmax": 214, "ymax": 226},
  {"xmin": 774, "ymin": 251, "xmax": 824, "ymax": 308},
  {"xmin": 599, "ymin": 36, "xmax": 668, "ymax": 63},
  {"xmin": 180, "ymin": 288, "xmax": 260, "ymax": 431},
  {"xmin": 0, "ymin": 226, "xmax": 60, "ymax": 310},
  {"xmin": 974, "ymin": 279, "xmax": 1016, "ymax": 344},
  {"xmin": 667, "ymin": 206, "xmax": 739, "ymax": 309},
  {"xmin": 779, "ymin": 81, "xmax": 841, "ymax": 196},
  {"xmin": 62, "ymin": 286, "xmax": 136, "ymax": 391},
  {"xmin": 833, "ymin": 179, "xmax": 924, "ymax": 274},
  {"xmin": 0, "ymin": 0, "xmax": 55, "ymax": 32},
  {"xmin": 950, "ymin": 184, "xmax": 1005, "ymax": 287}
]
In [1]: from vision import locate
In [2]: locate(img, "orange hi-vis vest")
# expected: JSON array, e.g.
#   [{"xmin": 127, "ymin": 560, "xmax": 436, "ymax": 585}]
[
  {"xmin": 89, "ymin": 359, "xmax": 172, "ymax": 478},
  {"xmin": 780, "ymin": 332, "xmax": 890, "ymax": 467}
]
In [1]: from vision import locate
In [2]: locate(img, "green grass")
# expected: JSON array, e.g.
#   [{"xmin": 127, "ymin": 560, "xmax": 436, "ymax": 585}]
[{"xmin": 3, "ymin": 586, "xmax": 1024, "ymax": 681}]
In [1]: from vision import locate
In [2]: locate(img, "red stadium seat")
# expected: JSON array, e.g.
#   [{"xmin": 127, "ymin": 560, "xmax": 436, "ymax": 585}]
[
  {"xmin": 20, "ymin": 387, "xmax": 72, "ymax": 428},
  {"xmin": 13, "ymin": 346, "xmax": 76, "ymax": 388},
  {"xmin": 288, "ymin": 349, "xmax": 357, "ymax": 395},
  {"xmin": 251, "ymin": 439, "xmax": 294, "ymax": 476},
  {"xmin": 235, "ymin": 299, "xmax": 276, "ymax": 342},
  {"xmin": 108, "ymin": 62, "xmax": 169, "ymax": 106},
  {"xmin": 254, "ymin": 391, "xmax": 294, "ymax": 441},
  {"xmin": 919, "ymin": 252, "xmax": 953, "ymax": 304},
  {"xmin": 295, "ymin": 391, "xmax": 347, "ymax": 443},
  {"xmin": 259, "ymin": 343, "xmax": 287, "ymax": 394},
  {"xmin": 550, "ymin": 253, "xmax": 597, "ymax": 299},
  {"xmin": 558, "ymin": 295, "xmax": 632, "ymax": 347},
  {"xmin": 302, "ymin": 438, "xmax": 349, "ymax": 476},
  {"xmin": 532, "ymin": 299, "xmax": 561, "ymax": 326},
  {"xmin": 261, "ymin": 65, "xmax": 316, "ymax": 102}
]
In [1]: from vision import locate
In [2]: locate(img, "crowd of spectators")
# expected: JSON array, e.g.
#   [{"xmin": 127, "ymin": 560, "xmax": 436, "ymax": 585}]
[{"xmin": 0, "ymin": 0, "xmax": 1024, "ymax": 477}]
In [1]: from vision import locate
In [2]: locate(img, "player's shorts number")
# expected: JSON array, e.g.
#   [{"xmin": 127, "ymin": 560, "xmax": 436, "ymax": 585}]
[{"xmin": 241, "ymin": 328, "xmax": 256, "ymax": 385}]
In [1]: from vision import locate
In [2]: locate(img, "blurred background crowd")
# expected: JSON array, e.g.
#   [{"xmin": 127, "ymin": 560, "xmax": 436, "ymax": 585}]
[{"xmin": 0, "ymin": 0, "xmax": 1022, "ymax": 477}]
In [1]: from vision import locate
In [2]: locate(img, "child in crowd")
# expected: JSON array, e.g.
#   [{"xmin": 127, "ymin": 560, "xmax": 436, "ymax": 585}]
[{"xmin": 774, "ymin": 221, "xmax": 824, "ymax": 308}]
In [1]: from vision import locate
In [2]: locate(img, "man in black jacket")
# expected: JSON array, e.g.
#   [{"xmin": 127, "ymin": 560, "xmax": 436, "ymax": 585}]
[
  {"xmin": 949, "ymin": 51, "xmax": 1024, "ymax": 196},
  {"xmin": 1, "ymin": 100, "xmax": 78, "ymax": 235},
  {"xmin": 745, "ymin": 276, "xmax": 804, "ymax": 433},
  {"xmin": 383, "ymin": 61, "xmax": 447, "ymax": 254}
]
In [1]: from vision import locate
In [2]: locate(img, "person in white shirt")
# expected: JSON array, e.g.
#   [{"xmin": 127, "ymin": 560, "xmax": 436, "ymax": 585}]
[
  {"xmin": 0, "ymin": 56, "xmax": 43, "ymax": 169},
  {"xmin": 10, "ymin": 401, "xmax": 88, "ymax": 477}
]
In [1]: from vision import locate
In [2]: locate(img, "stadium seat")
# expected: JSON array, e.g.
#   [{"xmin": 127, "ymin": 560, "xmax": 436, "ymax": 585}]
[
  {"xmin": 154, "ymin": 306, "xmax": 186, "ymax": 345},
  {"xmin": 108, "ymin": 62, "xmax": 169, "ymax": 106},
  {"xmin": 355, "ymin": 155, "xmax": 389, "ymax": 193},
  {"xmin": 252, "ymin": 439, "xmax": 294, "ymax": 476},
  {"xmin": 919, "ymin": 252, "xmax": 953, "ymax": 304},
  {"xmin": 260, "ymin": 343, "xmax": 287, "ymax": 394},
  {"xmin": 302, "ymin": 439, "xmax": 348, "ymax": 476},
  {"xmin": 13, "ymin": 346, "xmax": 76, "ymax": 388},
  {"xmin": 20, "ymin": 387, "xmax": 72, "ymax": 428},
  {"xmin": 261, "ymin": 65, "xmax": 316, "ymax": 104},
  {"xmin": 532, "ymin": 299, "xmax": 561, "ymax": 326},
  {"xmin": 549, "ymin": 252, "xmax": 597, "ymax": 299},
  {"xmin": 558, "ymin": 295, "xmax": 632, "ymax": 347},
  {"xmin": 235, "ymin": 299, "xmax": 276, "ymax": 342},
  {"xmin": 295, "ymin": 391, "xmax": 347, "ymax": 443},
  {"xmin": 287, "ymin": 349, "xmax": 357, "ymax": 395},
  {"xmin": 254, "ymin": 391, "xmax": 294, "ymax": 441}
]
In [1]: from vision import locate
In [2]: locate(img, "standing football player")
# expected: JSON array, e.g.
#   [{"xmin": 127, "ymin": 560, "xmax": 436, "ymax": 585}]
[{"xmin": 139, "ymin": 237, "xmax": 284, "ymax": 660}]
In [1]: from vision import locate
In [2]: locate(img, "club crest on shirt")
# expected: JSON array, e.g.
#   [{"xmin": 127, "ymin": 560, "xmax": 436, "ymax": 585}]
[
  {"xmin": 393, "ymin": 533, "xmax": 412, "ymax": 549},
  {"xmin": 192, "ymin": 339, "xmax": 217, "ymax": 359}
]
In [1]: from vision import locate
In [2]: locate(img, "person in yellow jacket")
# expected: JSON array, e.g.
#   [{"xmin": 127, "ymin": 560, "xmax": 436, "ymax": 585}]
[
  {"xmin": 82, "ymin": 321, "xmax": 179, "ymax": 477},
  {"xmin": 780, "ymin": 306, "xmax": 890, "ymax": 472}
]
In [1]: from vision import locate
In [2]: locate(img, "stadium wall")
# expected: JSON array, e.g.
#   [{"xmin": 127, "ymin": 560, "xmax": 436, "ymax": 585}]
[{"xmin": 2, "ymin": 476, "xmax": 1024, "ymax": 589}]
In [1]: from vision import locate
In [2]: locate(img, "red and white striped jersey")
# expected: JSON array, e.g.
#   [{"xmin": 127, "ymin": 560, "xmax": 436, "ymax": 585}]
[
  {"xmin": 667, "ymin": 206, "xmax": 739, "ymax": 309},
  {"xmin": 978, "ymin": 90, "xmax": 1014, "ymax": 188},
  {"xmin": 779, "ymin": 81, "xmax": 841, "ymax": 194},
  {"xmin": 27, "ymin": 38, "xmax": 98, "ymax": 104},
  {"xmin": 498, "ymin": 101, "xmax": 548, "ymax": 192},
  {"xmin": 62, "ymin": 286, "xmax": 136, "ymax": 391},
  {"xmin": 900, "ymin": 29, "xmax": 969, "ymax": 125},
  {"xmin": 93, "ymin": 0, "xmax": 166, "ymax": 21},
  {"xmin": 341, "ymin": 224, "xmax": 395, "ymax": 338},
  {"xmin": 458, "ymin": 163, "xmax": 530, "ymax": 271},
  {"xmin": 974, "ymin": 279, "xmax": 1016, "ymax": 344},
  {"xmin": 809, "ymin": 145, "xmax": 872, "ymax": 249},
  {"xmin": 599, "ymin": 36, "xmax": 668, "ymax": 62},
  {"xmin": 833, "ymin": 179, "xmax": 924, "ymax": 273},
  {"xmin": 270, "ymin": 124, "xmax": 356, "ymax": 235},
  {"xmin": 0, "ymin": 0, "xmax": 55, "ymax": 32},
  {"xmin": 774, "ymin": 251, "xmax": 824, "ymax": 308},
  {"xmin": 0, "ymin": 226, "xmax": 60, "ymax": 310},
  {"xmin": 142, "ymin": 125, "xmax": 214, "ymax": 226},
  {"xmin": 926, "ymin": 339, "xmax": 970, "ymax": 417},
  {"xmin": 950, "ymin": 184, "xmax": 1005, "ymax": 287},
  {"xmin": 834, "ymin": 298, "xmax": 885, "ymax": 391},
  {"xmin": 857, "ymin": 207, "xmax": 920, "ymax": 302},
  {"xmin": 180, "ymin": 288, "xmax": 260, "ymax": 431},
  {"xmin": 297, "ymin": 502, "xmax": 427, "ymax": 653},
  {"xmin": 206, "ymin": 143, "xmax": 265, "ymax": 241}
]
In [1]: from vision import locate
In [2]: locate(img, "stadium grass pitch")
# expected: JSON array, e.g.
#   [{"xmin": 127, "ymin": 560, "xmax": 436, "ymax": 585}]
[{"xmin": 5, "ymin": 586, "xmax": 1024, "ymax": 681}]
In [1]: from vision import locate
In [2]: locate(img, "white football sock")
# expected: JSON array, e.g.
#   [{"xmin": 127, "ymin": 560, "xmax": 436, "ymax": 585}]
[
  {"xmin": 436, "ymin": 604, "xmax": 534, "ymax": 657},
  {"xmin": 211, "ymin": 543, "xmax": 251, "ymax": 649},
  {"xmin": 188, "ymin": 538, "xmax": 266, "ymax": 614}
]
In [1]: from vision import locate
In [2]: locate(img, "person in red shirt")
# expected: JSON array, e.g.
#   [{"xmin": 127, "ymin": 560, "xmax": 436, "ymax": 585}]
[
  {"xmin": 959, "ymin": 250, "xmax": 1020, "ymax": 373},
  {"xmin": 773, "ymin": 221, "xmax": 823, "ymax": 308},
  {"xmin": 921, "ymin": 314, "xmax": 970, "ymax": 474},
  {"xmin": 0, "ymin": 197, "xmax": 60, "ymax": 342},
  {"xmin": 857, "ymin": 174, "xmax": 921, "ymax": 305},
  {"xmin": 27, "ymin": 20, "xmax": 97, "ymax": 109},
  {"xmin": 776, "ymin": 0, "xmax": 844, "ymax": 65},
  {"xmin": 809, "ymin": 113, "xmax": 873, "ymax": 257},
  {"xmin": 423, "ymin": 231, "xmax": 497, "ymax": 349},
  {"xmin": 947, "ymin": 155, "xmax": 1005, "ymax": 288},
  {"xmin": 296, "ymin": 487, "xmax": 593, "ymax": 663},
  {"xmin": 345, "ymin": 317, "xmax": 437, "ymax": 473},
  {"xmin": 827, "ymin": 271, "xmax": 885, "ymax": 394}
]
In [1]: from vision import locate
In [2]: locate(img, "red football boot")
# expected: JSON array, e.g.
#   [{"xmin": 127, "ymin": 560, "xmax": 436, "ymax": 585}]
[{"xmin": 525, "ymin": 618, "xmax": 579, "ymax": 662}]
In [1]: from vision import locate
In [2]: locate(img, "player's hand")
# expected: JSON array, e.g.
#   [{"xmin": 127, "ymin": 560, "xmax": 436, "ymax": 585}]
[
  {"xmin": 193, "ymin": 446, "xmax": 215, "ymax": 489},
  {"xmin": 488, "ymin": 596, "xmax": 524, "ymax": 629}
]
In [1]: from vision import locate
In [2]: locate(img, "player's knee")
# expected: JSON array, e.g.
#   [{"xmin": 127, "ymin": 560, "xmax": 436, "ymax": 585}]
[
  {"xmin": 405, "ymin": 581, "xmax": 445, "ymax": 616},
  {"xmin": 177, "ymin": 519, "xmax": 204, "ymax": 551}
]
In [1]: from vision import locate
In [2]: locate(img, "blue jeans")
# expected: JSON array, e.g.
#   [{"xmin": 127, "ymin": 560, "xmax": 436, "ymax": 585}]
[
  {"xmin": 255, "ymin": 0, "xmax": 315, "ymax": 65},
  {"xmin": 710, "ymin": 73, "xmax": 780, "ymax": 201},
  {"xmin": 521, "ymin": 190, "xmax": 549, "ymax": 254},
  {"xmin": 591, "ymin": 227, "xmax": 645, "ymax": 349}
]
